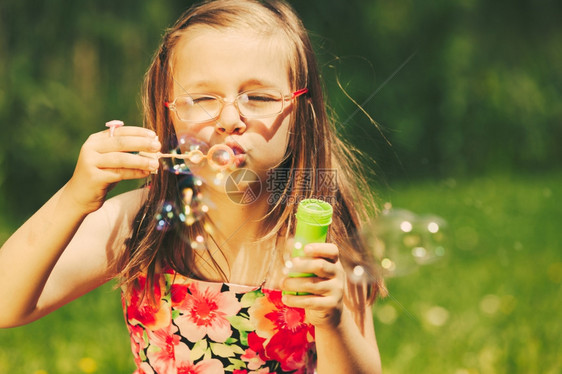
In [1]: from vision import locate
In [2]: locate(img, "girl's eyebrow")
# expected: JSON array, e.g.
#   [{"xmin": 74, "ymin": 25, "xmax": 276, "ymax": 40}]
[{"xmin": 240, "ymin": 78, "xmax": 280, "ymax": 88}]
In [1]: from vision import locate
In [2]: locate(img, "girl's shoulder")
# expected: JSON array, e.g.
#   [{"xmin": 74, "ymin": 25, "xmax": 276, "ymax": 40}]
[
  {"xmin": 101, "ymin": 187, "xmax": 149, "ymax": 222},
  {"xmin": 93, "ymin": 187, "xmax": 149, "ymax": 249},
  {"xmin": 105, "ymin": 186, "xmax": 149, "ymax": 209}
]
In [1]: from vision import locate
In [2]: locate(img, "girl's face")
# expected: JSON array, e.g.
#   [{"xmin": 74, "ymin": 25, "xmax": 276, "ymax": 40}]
[{"xmin": 170, "ymin": 27, "xmax": 294, "ymax": 191}]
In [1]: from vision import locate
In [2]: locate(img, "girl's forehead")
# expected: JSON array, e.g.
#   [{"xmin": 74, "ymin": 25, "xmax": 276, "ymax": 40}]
[{"xmin": 171, "ymin": 26, "xmax": 292, "ymax": 90}]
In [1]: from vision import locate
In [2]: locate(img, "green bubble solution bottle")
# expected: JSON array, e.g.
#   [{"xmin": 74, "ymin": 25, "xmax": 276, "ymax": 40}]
[{"xmin": 284, "ymin": 199, "xmax": 333, "ymax": 295}]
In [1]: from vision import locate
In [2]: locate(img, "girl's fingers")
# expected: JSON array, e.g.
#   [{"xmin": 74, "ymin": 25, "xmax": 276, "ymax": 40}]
[
  {"xmin": 100, "ymin": 125, "xmax": 156, "ymax": 139},
  {"xmin": 95, "ymin": 135, "xmax": 161, "ymax": 154},
  {"xmin": 97, "ymin": 152, "xmax": 159, "ymax": 172},
  {"xmin": 87, "ymin": 126, "xmax": 159, "ymax": 153},
  {"xmin": 290, "ymin": 257, "xmax": 338, "ymax": 279},
  {"xmin": 283, "ymin": 275, "xmax": 337, "ymax": 295},
  {"xmin": 282, "ymin": 292, "xmax": 340, "ymax": 310},
  {"xmin": 303, "ymin": 243, "xmax": 339, "ymax": 263}
]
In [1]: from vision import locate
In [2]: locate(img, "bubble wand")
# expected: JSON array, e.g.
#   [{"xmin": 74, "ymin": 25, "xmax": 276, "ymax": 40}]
[{"xmin": 139, "ymin": 143, "xmax": 235, "ymax": 171}]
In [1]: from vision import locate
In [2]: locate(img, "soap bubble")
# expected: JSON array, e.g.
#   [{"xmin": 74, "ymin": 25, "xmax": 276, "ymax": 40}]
[
  {"xmin": 208, "ymin": 145, "xmax": 234, "ymax": 170},
  {"xmin": 155, "ymin": 201, "xmax": 179, "ymax": 232},
  {"xmin": 176, "ymin": 134, "xmax": 209, "ymax": 155},
  {"xmin": 348, "ymin": 205, "xmax": 448, "ymax": 283},
  {"xmin": 161, "ymin": 135, "xmax": 209, "ymax": 174},
  {"xmin": 157, "ymin": 135, "xmax": 230, "ymax": 228},
  {"xmin": 190, "ymin": 235, "xmax": 206, "ymax": 251},
  {"xmin": 176, "ymin": 174, "xmax": 213, "ymax": 226}
]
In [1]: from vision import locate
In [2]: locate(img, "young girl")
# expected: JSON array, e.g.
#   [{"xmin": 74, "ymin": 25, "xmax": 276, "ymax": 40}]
[{"xmin": 0, "ymin": 0, "xmax": 383, "ymax": 373}]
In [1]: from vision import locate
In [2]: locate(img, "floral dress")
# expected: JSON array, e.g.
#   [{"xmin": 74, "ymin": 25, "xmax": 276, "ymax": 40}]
[{"xmin": 122, "ymin": 268, "xmax": 317, "ymax": 374}]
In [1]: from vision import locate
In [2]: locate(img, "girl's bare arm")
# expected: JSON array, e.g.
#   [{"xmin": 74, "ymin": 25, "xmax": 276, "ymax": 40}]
[
  {"xmin": 0, "ymin": 127, "xmax": 159, "ymax": 327},
  {"xmin": 314, "ymin": 305, "xmax": 382, "ymax": 374},
  {"xmin": 0, "ymin": 188, "xmax": 147, "ymax": 327}
]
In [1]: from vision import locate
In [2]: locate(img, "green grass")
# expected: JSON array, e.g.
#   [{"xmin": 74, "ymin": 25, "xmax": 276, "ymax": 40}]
[
  {"xmin": 374, "ymin": 172, "xmax": 562, "ymax": 374},
  {"xmin": 0, "ymin": 283, "xmax": 133, "ymax": 373},
  {"xmin": 0, "ymin": 172, "xmax": 561, "ymax": 373}
]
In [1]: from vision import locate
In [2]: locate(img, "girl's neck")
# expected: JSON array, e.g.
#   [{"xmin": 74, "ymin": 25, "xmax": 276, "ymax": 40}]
[
  {"xmin": 194, "ymin": 187, "xmax": 283, "ymax": 286},
  {"xmin": 202, "ymin": 186, "xmax": 270, "ymax": 250}
]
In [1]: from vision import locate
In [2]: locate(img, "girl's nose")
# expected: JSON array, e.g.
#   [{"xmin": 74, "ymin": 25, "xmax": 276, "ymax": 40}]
[{"xmin": 215, "ymin": 102, "xmax": 247, "ymax": 135}]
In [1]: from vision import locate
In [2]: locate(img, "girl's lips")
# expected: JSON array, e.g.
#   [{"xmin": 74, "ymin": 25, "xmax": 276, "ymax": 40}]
[
  {"xmin": 225, "ymin": 141, "xmax": 247, "ymax": 167},
  {"xmin": 233, "ymin": 153, "xmax": 246, "ymax": 167},
  {"xmin": 226, "ymin": 141, "xmax": 245, "ymax": 155}
]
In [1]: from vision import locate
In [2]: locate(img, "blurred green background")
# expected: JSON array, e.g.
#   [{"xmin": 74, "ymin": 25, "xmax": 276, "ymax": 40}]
[{"xmin": 0, "ymin": 0, "xmax": 560, "ymax": 373}]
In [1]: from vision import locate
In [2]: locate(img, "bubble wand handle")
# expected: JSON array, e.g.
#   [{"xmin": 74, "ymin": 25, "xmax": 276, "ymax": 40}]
[
  {"xmin": 285, "ymin": 199, "xmax": 333, "ymax": 295},
  {"xmin": 138, "ymin": 151, "xmax": 204, "ymax": 162},
  {"xmin": 138, "ymin": 144, "xmax": 235, "ymax": 168}
]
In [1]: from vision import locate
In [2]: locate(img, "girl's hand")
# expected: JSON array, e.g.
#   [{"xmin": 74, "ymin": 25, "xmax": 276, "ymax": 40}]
[
  {"xmin": 65, "ymin": 126, "xmax": 161, "ymax": 213},
  {"xmin": 281, "ymin": 243, "xmax": 345, "ymax": 328}
]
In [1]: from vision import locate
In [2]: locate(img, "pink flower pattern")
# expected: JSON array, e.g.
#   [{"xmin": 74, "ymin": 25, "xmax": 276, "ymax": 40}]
[
  {"xmin": 122, "ymin": 270, "xmax": 316, "ymax": 373},
  {"xmin": 174, "ymin": 282, "xmax": 241, "ymax": 343}
]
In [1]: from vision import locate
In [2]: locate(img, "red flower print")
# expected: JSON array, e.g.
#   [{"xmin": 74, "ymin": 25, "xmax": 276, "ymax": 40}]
[
  {"xmin": 174, "ymin": 281, "xmax": 241, "ymax": 343},
  {"xmin": 264, "ymin": 327, "xmax": 310, "ymax": 372},
  {"xmin": 249, "ymin": 289, "xmax": 315, "ymax": 372},
  {"xmin": 127, "ymin": 275, "xmax": 171, "ymax": 330},
  {"xmin": 247, "ymin": 332, "xmax": 266, "ymax": 355},
  {"xmin": 170, "ymin": 283, "xmax": 189, "ymax": 307}
]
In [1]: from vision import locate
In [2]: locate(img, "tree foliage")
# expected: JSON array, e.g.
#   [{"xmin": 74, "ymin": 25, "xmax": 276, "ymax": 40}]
[{"xmin": 0, "ymin": 0, "xmax": 560, "ymax": 221}]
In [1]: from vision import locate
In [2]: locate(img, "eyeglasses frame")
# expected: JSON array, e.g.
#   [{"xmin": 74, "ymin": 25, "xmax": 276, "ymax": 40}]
[{"xmin": 165, "ymin": 88, "xmax": 308, "ymax": 123}]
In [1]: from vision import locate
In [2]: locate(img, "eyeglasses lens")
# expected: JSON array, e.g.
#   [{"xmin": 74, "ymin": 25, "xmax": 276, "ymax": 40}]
[{"xmin": 175, "ymin": 90, "xmax": 284, "ymax": 122}]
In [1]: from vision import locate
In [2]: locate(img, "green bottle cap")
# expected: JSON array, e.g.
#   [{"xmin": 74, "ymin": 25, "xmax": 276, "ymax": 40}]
[{"xmin": 296, "ymin": 199, "xmax": 333, "ymax": 226}]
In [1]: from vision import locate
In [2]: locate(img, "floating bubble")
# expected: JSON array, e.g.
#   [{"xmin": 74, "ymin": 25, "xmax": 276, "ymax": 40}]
[
  {"xmin": 190, "ymin": 234, "xmax": 207, "ymax": 251},
  {"xmin": 347, "ymin": 265, "xmax": 367, "ymax": 283},
  {"xmin": 176, "ymin": 173, "xmax": 214, "ymax": 227},
  {"xmin": 425, "ymin": 305, "xmax": 449, "ymax": 327},
  {"xmin": 176, "ymin": 134, "xmax": 209, "ymax": 156},
  {"xmin": 160, "ymin": 150, "xmax": 191, "ymax": 175},
  {"xmin": 208, "ymin": 145, "xmax": 234, "ymax": 170},
  {"xmin": 155, "ymin": 201, "xmax": 178, "ymax": 231},
  {"xmin": 160, "ymin": 135, "xmax": 209, "ymax": 175},
  {"xmin": 400, "ymin": 221, "xmax": 413, "ymax": 233},
  {"xmin": 375, "ymin": 304, "xmax": 398, "ymax": 325},
  {"xmin": 427, "ymin": 221, "xmax": 440, "ymax": 234},
  {"xmin": 160, "ymin": 136, "xmax": 236, "ymax": 175},
  {"xmin": 412, "ymin": 246, "xmax": 427, "ymax": 259},
  {"xmin": 348, "ymin": 207, "xmax": 448, "ymax": 282},
  {"xmin": 381, "ymin": 258, "xmax": 394, "ymax": 270},
  {"xmin": 479, "ymin": 294, "xmax": 501, "ymax": 315},
  {"xmin": 151, "ymin": 135, "xmax": 240, "ymax": 254},
  {"xmin": 213, "ymin": 171, "xmax": 227, "ymax": 186}
]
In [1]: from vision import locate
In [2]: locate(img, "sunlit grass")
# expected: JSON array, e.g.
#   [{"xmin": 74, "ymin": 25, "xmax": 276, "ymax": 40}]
[
  {"xmin": 0, "ymin": 172, "xmax": 560, "ymax": 373},
  {"xmin": 0, "ymin": 282, "xmax": 134, "ymax": 373},
  {"xmin": 375, "ymin": 172, "xmax": 562, "ymax": 374}
]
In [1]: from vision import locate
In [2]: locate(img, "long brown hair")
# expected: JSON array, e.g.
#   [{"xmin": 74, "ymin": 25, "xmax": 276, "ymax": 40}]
[{"xmin": 117, "ymin": 0, "xmax": 384, "ymax": 319}]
